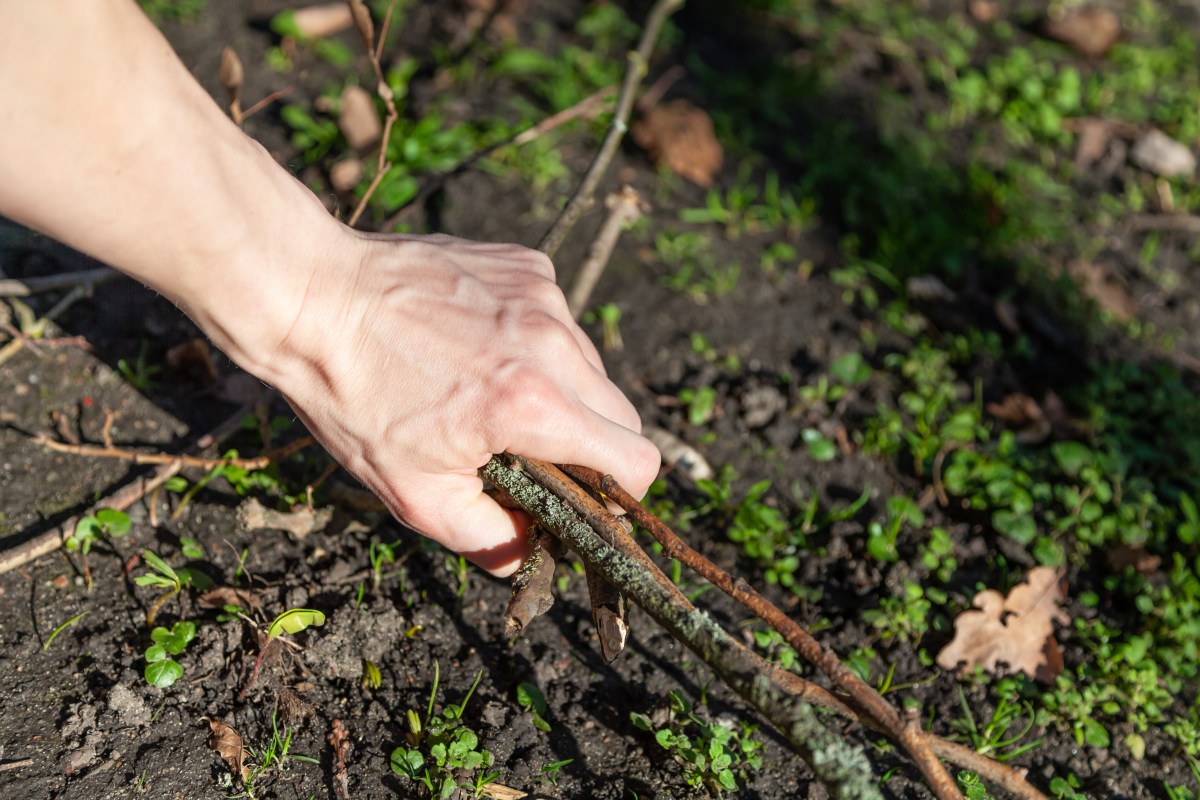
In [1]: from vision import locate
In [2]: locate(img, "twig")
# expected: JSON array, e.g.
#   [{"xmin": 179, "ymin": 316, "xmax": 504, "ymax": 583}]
[
  {"xmin": 1126, "ymin": 212, "xmax": 1200, "ymax": 235},
  {"xmin": 484, "ymin": 455, "xmax": 883, "ymax": 799},
  {"xmin": 346, "ymin": 0, "xmax": 399, "ymax": 228},
  {"xmin": 536, "ymin": 0, "xmax": 683, "ymax": 258},
  {"xmin": 0, "ymin": 285, "xmax": 89, "ymax": 365},
  {"xmin": 0, "ymin": 405, "xmax": 252, "ymax": 575},
  {"xmin": 0, "ymin": 759, "xmax": 34, "ymax": 773},
  {"xmin": 378, "ymin": 86, "xmax": 617, "ymax": 231},
  {"xmin": 0, "ymin": 267, "xmax": 118, "ymax": 297},
  {"xmin": 566, "ymin": 186, "xmax": 644, "ymax": 319},
  {"xmin": 26, "ymin": 433, "xmax": 314, "ymax": 470},
  {"xmin": 564, "ymin": 463, "xmax": 964, "ymax": 800},
  {"xmin": 242, "ymin": 86, "xmax": 295, "ymax": 122}
]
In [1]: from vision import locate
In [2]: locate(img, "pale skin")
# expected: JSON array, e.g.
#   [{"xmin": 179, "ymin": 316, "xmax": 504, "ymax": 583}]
[{"xmin": 0, "ymin": 1, "xmax": 660, "ymax": 576}]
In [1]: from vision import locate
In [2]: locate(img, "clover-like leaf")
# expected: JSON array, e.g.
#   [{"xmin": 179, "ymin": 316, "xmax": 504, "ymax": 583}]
[{"xmin": 145, "ymin": 658, "xmax": 183, "ymax": 688}]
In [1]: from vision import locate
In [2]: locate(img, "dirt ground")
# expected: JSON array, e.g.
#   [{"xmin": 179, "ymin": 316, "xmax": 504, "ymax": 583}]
[{"xmin": 3, "ymin": 1, "xmax": 1200, "ymax": 799}]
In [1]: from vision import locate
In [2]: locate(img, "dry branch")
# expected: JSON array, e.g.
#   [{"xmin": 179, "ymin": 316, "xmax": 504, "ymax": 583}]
[
  {"xmin": 537, "ymin": 0, "xmax": 683, "ymax": 258},
  {"xmin": 346, "ymin": 0, "xmax": 399, "ymax": 228},
  {"xmin": 27, "ymin": 432, "xmax": 314, "ymax": 471},
  {"xmin": 0, "ymin": 267, "xmax": 118, "ymax": 297},
  {"xmin": 0, "ymin": 406, "xmax": 253, "ymax": 575},
  {"xmin": 566, "ymin": 186, "xmax": 644, "ymax": 319}
]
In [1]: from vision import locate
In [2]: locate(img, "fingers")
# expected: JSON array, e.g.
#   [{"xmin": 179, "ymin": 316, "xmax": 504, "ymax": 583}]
[{"xmin": 403, "ymin": 472, "xmax": 533, "ymax": 577}]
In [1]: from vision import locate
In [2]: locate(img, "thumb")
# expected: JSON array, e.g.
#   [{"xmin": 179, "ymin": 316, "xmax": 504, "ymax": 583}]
[{"xmin": 399, "ymin": 471, "xmax": 533, "ymax": 577}]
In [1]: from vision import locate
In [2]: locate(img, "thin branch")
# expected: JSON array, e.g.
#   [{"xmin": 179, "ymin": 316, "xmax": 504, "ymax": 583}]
[
  {"xmin": 483, "ymin": 454, "xmax": 883, "ymax": 800},
  {"xmin": 537, "ymin": 0, "xmax": 683, "ymax": 258},
  {"xmin": 26, "ymin": 433, "xmax": 315, "ymax": 470},
  {"xmin": 567, "ymin": 186, "xmax": 644, "ymax": 319},
  {"xmin": 346, "ymin": 0, "xmax": 399, "ymax": 228},
  {"xmin": 241, "ymin": 86, "xmax": 295, "ymax": 122},
  {"xmin": 0, "ymin": 405, "xmax": 253, "ymax": 575},
  {"xmin": 0, "ymin": 267, "xmax": 118, "ymax": 298},
  {"xmin": 0, "ymin": 759, "xmax": 34, "ymax": 773},
  {"xmin": 564, "ymin": 463, "xmax": 963, "ymax": 800}
]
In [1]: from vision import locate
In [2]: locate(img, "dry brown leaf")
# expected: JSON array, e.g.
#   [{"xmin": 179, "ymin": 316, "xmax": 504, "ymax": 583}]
[
  {"xmin": 1041, "ymin": 7, "xmax": 1120, "ymax": 58},
  {"xmin": 328, "ymin": 718, "xmax": 351, "ymax": 800},
  {"xmin": 196, "ymin": 586, "xmax": 263, "ymax": 613},
  {"xmin": 291, "ymin": 3, "xmax": 354, "ymax": 39},
  {"xmin": 346, "ymin": 0, "xmax": 375, "ymax": 53},
  {"xmin": 937, "ymin": 566, "xmax": 1069, "ymax": 682},
  {"xmin": 166, "ymin": 339, "xmax": 218, "ymax": 387},
  {"xmin": 1108, "ymin": 544, "xmax": 1162, "ymax": 575},
  {"xmin": 986, "ymin": 393, "xmax": 1051, "ymax": 444},
  {"xmin": 238, "ymin": 497, "xmax": 333, "ymax": 540},
  {"xmin": 203, "ymin": 717, "xmax": 248, "ymax": 783},
  {"xmin": 339, "ymin": 85, "xmax": 382, "ymax": 151},
  {"xmin": 1068, "ymin": 260, "xmax": 1137, "ymax": 321},
  {"xmin": 330, "ymin": 158, "xmax": 366, "ymax": 193},
  {"xmin": 219, "ymin": 46, "xmax": 243, "ymax": 111},
  {"xmin": 631, "ymin": 99, "xmax": 724, "ymax": 187},
  {"xmin": 479, "ymin": 783, "xmax": 529, "ymax": 800},
  {"xmin": 969, "ymin": 0, "xmax": 999, "ymax": 23}
]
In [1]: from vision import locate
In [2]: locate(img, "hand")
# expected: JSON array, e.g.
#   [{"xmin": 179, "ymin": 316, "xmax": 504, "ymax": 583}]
[{"xmin": 256, "ymin": 229, "xmax": 661, "ymax": 576}]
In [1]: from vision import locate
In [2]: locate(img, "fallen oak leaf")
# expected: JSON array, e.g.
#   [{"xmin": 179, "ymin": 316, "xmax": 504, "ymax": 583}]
[
  {"xmin": 936, "ymin": 566, "xmax": 1069, "ymax": 682},
  {"xmin": 202, "ymin": 717, "xmax": 249, "ymax": 784},
  {"xmin": 196, "ymin": 586, "xmax": 263, "ymax": 614},
  {"xmin": 238, "ymin": 497, "xmax": 333, "ymax": 541},
  {"xmin": 631, "ymin": 99, "xmax": 724, "ymax": 187}
]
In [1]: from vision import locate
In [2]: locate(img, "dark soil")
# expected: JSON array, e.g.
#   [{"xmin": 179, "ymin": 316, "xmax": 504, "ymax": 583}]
[{"xmin": 2, "ymin": 2, "xmax": 1198, "ymax": 799}]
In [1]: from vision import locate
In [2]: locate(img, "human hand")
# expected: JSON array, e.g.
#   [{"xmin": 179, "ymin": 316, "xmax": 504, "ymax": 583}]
[{"xmin": 251, "ymin": 229, "xmax": 660, "ymax": 576}]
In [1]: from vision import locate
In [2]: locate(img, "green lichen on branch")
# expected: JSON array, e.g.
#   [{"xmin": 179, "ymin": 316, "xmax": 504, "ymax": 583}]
[{"xmin": 481, "ymin": 455, "xmax": 882, "ymax": 799}]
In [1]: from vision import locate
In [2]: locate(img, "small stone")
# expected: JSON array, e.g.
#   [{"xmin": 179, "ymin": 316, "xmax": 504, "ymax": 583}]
[
  {"xmin": 740, "ymin": 385, "xmax": 786, "ymax": 429},
  {"xmin": 1131, "ymin": 129, "xmax": 1196, "ymax": 177}
]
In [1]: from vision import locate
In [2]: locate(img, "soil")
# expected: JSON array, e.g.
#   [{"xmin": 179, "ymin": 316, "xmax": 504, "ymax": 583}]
[{"xmin": 1, "ymin": 2, "xmax": 1197, "ymax": 799}]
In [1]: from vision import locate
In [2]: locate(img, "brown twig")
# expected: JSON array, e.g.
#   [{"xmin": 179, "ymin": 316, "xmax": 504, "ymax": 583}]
[
  {"xmin": 27, "ymin": 433, "xmax": 315, "ymax": 471},
  {"xmin": 241, "ymin": 86, "xmax": 295, "ymax": 122},
  {"xmin": 0, "ymin": 406, "xmax": 252, "ymax": 575},
  {"xmin": 0, "ymin": 286, "xmax": 89, "ymax": 366},
  {"xmin": 566, "ymin": 186, "xmax": 644, "ymax": 319},
  {"xmin": 0, "ymin": 267, "xmax": 118, "ymax": 297},
  {"xmin": 537, "ymin": 0, "xmax": 683, "ymax": 258},
  {"xmin": 346, "ymin": 0, "xmax": 399, "ymax": 228},
  {"xmin": 563, "ymin": 464, "xmax": 967, "ymax": 800},
  {"xmin": 0, "ymin": 759, "xmax": 34, "ymax": 773}
]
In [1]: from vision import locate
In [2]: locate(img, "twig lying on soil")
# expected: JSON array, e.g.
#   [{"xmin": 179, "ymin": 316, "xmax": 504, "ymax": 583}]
[
  {"xmin": 566, "ymin": 186, "xmax": 644, "ymax": 319},
  {"xmin": 0, "ymin": 267, "xmax": 118, "ymax": 297},
  {"xmin": 0, "ymin": 286, "xmax": 89, "ymax": 366},
  {"xmin": 0, "ymin": 405, "xmax": 253, "ymax": 575},
  {"xmin": 25, "ymin": 431, "xmax": 314, "ymax": 471},
  {"xmin": 0, "ymin": 758, "xmax": 35, "ymax": 773},
  {"xmin": 537, "ymin": 0, "xmax": 683, "ymax": 258}
]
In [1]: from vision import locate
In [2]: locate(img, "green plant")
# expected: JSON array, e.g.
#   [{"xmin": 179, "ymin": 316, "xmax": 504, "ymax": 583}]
[
  {"xmin": 143, "ymin": 620, "xmax": 195, "ymax": 688},
  {"xmin": 951, "ymin": 682, "xmax": 1042, "ymax": 762},
  {"xmin": 269, "ymin": 9, "xmax": 354, "ymax": 67},
  {"xmin": 136, "ymin": 549, "xmax": 213, "ymax": 625},
  {"xmin": 43, "ymin": 610, "xmax": 89, "ymax": 651},
  {"xmin": 138, "ymin": 0, "xmax": 206, "ymax": 24},
  {"xmin": 865, "ymin": 495, "xmax": 924, "ymax": 563},
  {"xmin": 679, "ymin": 386, "xmax": 718, "ymax": 426},
  {"xmin": 516, "ymin": 682, "xmax": 551, "ymax": 732},
  {"xmin": 244, "ymin": 709, "xmax": 320, "ymax": 798},
  {"xmin": 630, "ymin": 689, "xmax": 763, "ymax": 794},
  {"xmin": 369, "ymin": 539, "xmax": 403, "ymax": 591},
  {"xmin": 956, "ymin": 770, "xmax": 996, "ymax": 800},
  {"xmin": 117, "ymin": 340, "xmax": 161, "ymax": 391},
  {"xmin": 862, "ymin": 580, "xmax": 933, "ymax": 644},
  {"xmin": 539, "ymin": 758, "xmax": 573, "ymax": 785},
  {"xmin": 1048, "ymin": 772, "xmax": 1087, "ymax": 800},
  {"xmin": 390, "ymin": 663, "xmax": 497, "ymax": 799},
  {"xmin": 66, "ymin": 508, "xmax": 131, "ymax": 589}
]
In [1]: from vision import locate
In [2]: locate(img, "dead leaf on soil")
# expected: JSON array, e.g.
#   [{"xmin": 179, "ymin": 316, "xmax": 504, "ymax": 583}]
[
  {"xmin": 203, "ymin": 717, "xmax": 249, "ymax": 784},
  {"xmin": 1067, "ymin": 260, "xmax": 1138, "ymax": 321},
  {"xmin": 197, "ymin": 586, "xmax": 263, "ymax": 614},
  {"xmin": 1131, "ymin": 128, "xmax": 1197, "ymax": 178},
  {"xmin": 1108, "ymin": 544, "xmax": 1162, "ymax": 576},
  {"xmin": 631, "ymin": 99, "xmax": 724, "ymax": 187},
  {"xmin": 986, "ymin": 393, "xmax": 1052, "ymax": 444},
  {"xmin": 328, "ymin": 718, "xmax": 351, "ymax": 800},
  {"xmin": 1041, "ymin": 7, "xmax": 1121, "ymax": 58},
  {"xmin": 238, "ymin": 497, "xmax": 333, "ymax": 540},
  {"xmin": 937, "ymin": 566, "xmax": 1069, "ymax": 682},
  {"xmin": 166, "ymin": 339, "xmax": 218, "ymax": 387},
  {"xmin": 338, "ymin": 84, "xmax": 382, "ymax": 151},
  {"xmin": 291, "ymin": 3, "xmax": 354, "ymax": 39},
  {"xmin": 479, "ymin": 783, "xmax": 529, "ymax": 800},
  {"xmin": 969, "ymin": 0, "xmax": 999, "ymax": 23}
]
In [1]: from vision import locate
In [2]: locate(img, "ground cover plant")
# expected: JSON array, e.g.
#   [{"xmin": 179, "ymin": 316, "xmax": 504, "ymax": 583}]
[{"xmin": 3, "ymin": 0, "xmax": 1200, "ymax": 797}]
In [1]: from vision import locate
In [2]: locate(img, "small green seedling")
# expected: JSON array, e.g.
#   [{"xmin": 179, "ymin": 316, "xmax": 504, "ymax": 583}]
[
  {"xmin": 43, "ymin": 610, "xmax": 89, "ymax": 651},
  {"xmin": 516, "ymin": 682, "xmax": 551, "ymax": 732},
  {"xmin": 136, "ymin": 549, "xmax": 213, "ymax": 625},
  {"xmin": 390, "ymin": 662, "xmax": 497, "ymax": 799},
  {"xmin": 369, "ymin": 539, "xmax": 403, "ymax": 591},
  {"xmin": 144, "ymin": 620, "xmax": 196, "ymax": 688},
  {"xmin": 539, "ymin": 758, "xmax": 573, "ymax": 785},
  {"xmin": 66, "ymin": 508, "xmax": 132, "ymax": 589},
  {"xmin": 116, "ymin": 340, "xmax": 161, "ymax": 391},
  {"xmin": 241, "ymin": 608, "xmax": 326, "ymax": 699},
  {"xmin": 630, "ymin": 689, "xmax": 763, "ymax": 794},
  {"xmin": 243, "ymin": 709, "xmax": 319, "ymax": 797}
]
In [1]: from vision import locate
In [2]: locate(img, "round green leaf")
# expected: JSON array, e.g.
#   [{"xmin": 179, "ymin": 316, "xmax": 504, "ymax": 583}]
[{"xmin": 145, "ymin": 658, "xmax": 183, "ymax": 688}]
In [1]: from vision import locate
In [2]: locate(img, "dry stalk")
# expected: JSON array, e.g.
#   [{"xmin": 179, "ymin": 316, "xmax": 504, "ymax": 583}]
[
  {"xmin": 0, "ymin": 267, "xmax": 117, "ymax": 298},
  {"xmin": 0, "ymin": 405, "xmax": 254, "ymax": 575},
  {"xmin": 537, "ymin": 0, "xmax": 683, "ymax": 258},
  {"xmin": 566, "ymin": 186, "xmax": 644, "ymax": 319},
  {"xmin": 26, "ymin": 432, "xmax": 314, "ymax": 471},
  {"xmin": 346, "ymin": 0, "xmax": 399, "ymax": 228}
]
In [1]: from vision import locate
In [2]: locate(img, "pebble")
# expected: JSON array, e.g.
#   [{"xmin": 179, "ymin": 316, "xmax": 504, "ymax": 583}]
[{"xmin": 1131, "ymin": 129, "xmax": 1196, "ymax": 177}]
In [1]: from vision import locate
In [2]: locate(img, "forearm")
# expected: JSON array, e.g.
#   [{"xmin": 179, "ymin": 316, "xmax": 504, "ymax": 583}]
[{"xmin": 0, "ymin": 0, "xmax": 343, "ymax": 373}]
